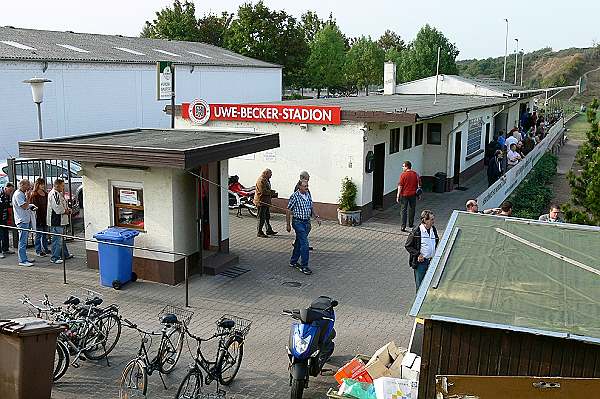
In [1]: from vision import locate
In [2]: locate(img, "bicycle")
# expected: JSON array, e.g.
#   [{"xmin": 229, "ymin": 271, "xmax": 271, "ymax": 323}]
[
  {"xmin": 119, "ymin": 305, "xmax": 191, "ymax": 397},
  {"xmin": 175, "ymin": 314, "xmax": 251, "ymax": 399}
]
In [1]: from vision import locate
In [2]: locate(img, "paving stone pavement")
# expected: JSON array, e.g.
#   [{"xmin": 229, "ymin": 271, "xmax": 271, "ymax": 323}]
[{"xmin": 0, "ymin": 172, "xmax": 486, "ymax": 399}]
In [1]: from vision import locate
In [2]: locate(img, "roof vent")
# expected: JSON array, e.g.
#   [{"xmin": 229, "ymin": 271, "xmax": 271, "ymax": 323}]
[
  {"xmin": 6, "ymin": 26, "xmax": 15, "ymax": 29},
  {"xmin": 66, "ymin": 30, "xmax": 75, "ymax": 33},
  {"xmin": 116, "ymin": 34, "xmax": 123, "ymax": 37}
]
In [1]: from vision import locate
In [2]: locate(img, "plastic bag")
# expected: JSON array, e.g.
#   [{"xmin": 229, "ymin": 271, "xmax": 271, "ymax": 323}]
[{"xmin": 338, "ymin": 378, "xmax": 376, "ymax": 399}]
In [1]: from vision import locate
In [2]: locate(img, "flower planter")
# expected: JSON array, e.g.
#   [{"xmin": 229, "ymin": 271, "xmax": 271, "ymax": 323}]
[{"xmin": 337, "ymin": 209, "xmax": 362, "ymax": 226}]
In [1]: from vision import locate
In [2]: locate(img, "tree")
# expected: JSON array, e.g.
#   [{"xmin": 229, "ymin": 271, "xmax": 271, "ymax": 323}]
[
  {"xmin": 378, "ymin": 30, "xmax": 405, "ymax": 52},
  {"xmin": 306, "ymin": 22, "xmax": 347, "ymax": 97},
  {"xmin": 344, "ymin": 36, "xmax": 385, "ymax": 95},
  {"xmin": 141, "ymin": 0, "xmax": 200, "ymax": 41},
  {"xmin": 564, "ymin": 99, "xmax": 600, "ymax": 225},
  {"xmin": 300, "ymin": 11, "xmax": 323, "ymax": 43},
  {"xmin": 397, "ymin": 24, "xmax": 459, "ymax": 83},
  {"xmin": 197, "ymin": 12, "xmax": 233, "ymax": 47},
  {"xmin": 226, "ymin": 1, "xmax": 308, "ymax": 88}
]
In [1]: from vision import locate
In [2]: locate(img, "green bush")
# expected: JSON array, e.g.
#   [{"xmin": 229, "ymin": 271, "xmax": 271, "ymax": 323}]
[
  {"xmin": 338, "ymin": 177, "xmax": 358, "ymax": 211},
  {"xmin": 508, "ymin": 153, "xmax": 558, "ymax": 219}
]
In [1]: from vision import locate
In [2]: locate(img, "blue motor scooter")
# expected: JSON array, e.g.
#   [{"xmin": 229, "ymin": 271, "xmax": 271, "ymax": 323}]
[{"xmin": 283, "ymin": 296, "xmax": 338, "ymax": 399}]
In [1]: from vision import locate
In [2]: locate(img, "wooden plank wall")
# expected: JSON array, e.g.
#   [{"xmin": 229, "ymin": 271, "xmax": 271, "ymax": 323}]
[{"xmin": 419, "ymin": 320, "xmax": 600, "ymax": 398}]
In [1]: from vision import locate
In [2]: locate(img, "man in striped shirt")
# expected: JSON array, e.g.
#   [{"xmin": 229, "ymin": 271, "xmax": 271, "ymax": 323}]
[{"xmin": 286, "ymin": 179, "xmax": 320, "ymax": 275}]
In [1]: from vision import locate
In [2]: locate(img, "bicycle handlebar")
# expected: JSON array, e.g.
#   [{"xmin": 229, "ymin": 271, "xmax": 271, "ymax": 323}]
[{"xmin": 120, "ymin": 317, "xmax": 162, "ymax": 336}]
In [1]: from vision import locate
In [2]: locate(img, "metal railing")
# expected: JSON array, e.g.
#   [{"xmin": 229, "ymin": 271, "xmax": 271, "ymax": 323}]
[{"xmin": 0, "ymin": 224, "xmax": 194, "ymax": 307}]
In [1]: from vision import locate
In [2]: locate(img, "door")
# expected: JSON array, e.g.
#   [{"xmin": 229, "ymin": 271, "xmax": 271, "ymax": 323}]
[
  {"xmin": 453, "ymin": 131, "xmax": 462, "ymax": 185},
  {"xmin": 372, "ymin": 143, "xmax": 385, "ymax": 209}
]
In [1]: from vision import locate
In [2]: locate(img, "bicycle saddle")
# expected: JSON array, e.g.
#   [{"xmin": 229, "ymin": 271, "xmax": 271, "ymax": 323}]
[
  {"xmin": 161, "ymin": 313, "xmax": 179, "ymax": 325},
  {"xmin": 64, "ymin": 296, "xmax": 81, "ymax": 306},
  {"xmin": 218, "ymin": 319, "xmax": 235, "ymax": 330},
  {"xmin": 85, "ymin": 297, "xmax": 103, "ymax": 306}
]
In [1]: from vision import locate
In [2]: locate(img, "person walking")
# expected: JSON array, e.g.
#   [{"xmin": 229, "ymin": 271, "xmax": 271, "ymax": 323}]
[
  {"xmin": 405, "ymin": 210, "xmax": 439, "ymax": 291},
  {"xmin": 29, "ymin": 178, "xmax": 49, "ymax": 257},
  {"xmin": 286, "ymin": 179, "xmax": 320, "ymax": 275},
  {"xmin": 396, "ymin": 161, "xmax": 420, "ymax": 232},
  {"xmin": 254, "ymin": 169, "xmax": 278, "ymax": 238},
  {"xmin": 12, "ymin": 179, "xmax": 35, "ymax": 266},
  {"xmin": 292, "ymin": 171, "xmax": 314, "ymax": 251},
  {"xmin": 0, "ymin": 182, "xmax": 15, "ymax": 258},
  {"xmin": 48, "ymin": 179, "xmax": 73, "ymax": 264},
  {"xmin": 487, "ymin": 150, "xmax": 504, "ymax": 187}
]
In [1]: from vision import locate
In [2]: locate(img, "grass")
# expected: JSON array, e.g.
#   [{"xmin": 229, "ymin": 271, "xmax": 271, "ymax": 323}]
[{"xmin": 566, "ymin": 113, "xmax": 590, "ymax": 141}]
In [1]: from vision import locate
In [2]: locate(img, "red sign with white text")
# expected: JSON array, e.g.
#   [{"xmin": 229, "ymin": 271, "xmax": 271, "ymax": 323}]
[{"xmin": 182, "ymin": 101, "xmax": 341, "ymax": 125}]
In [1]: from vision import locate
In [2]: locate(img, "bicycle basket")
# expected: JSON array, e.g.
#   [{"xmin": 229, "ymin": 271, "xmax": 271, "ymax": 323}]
[
  {"xmin": 216, "ymin": 314, "xmax": 252, "ymax": 338},
  {"xmin": 158, "ymin": 305, "xmax": 194, "ymax": 326}
]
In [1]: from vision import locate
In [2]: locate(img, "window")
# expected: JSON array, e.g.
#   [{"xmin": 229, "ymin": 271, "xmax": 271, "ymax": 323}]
[
  {"xmin": 415, "ymin": 124, "xmax": 423, "ymax": 146},
  {"xmin": 427, "ymin": 123, "xmax": 442, "ymax": 145},
  {"xmin": 466, "ymin": 118, "xmax": 484, "ymax": 156},
  {"xmin": 403, "ymin": 126, "xmax": 413, "ymax": 150},
  {"xmin": 390, "ymin": 128, "xmax": 401, "ymax": 154},
  {"xmin": 113, "ymin": 186, "xmax": 144, "ymax": 230}
]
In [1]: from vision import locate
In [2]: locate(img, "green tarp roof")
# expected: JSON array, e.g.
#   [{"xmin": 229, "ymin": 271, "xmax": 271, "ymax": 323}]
[{"xmin": 411, "ymin": 212, "xmax": 600, "ymax": 343}]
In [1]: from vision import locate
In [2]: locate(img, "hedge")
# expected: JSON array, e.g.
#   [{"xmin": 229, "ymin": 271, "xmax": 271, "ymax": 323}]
[{"xmin": 507, "ymin": 153, "xmax": 558, "ymax": 219}]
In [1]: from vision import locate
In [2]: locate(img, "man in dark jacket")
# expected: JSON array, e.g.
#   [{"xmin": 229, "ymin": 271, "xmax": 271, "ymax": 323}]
[
  {"xmin": 487, "ymin": 150, "xmax": 504, "ymax": 187},
  {"xmin": 405, "ymin": 210, "xmax": 439, "ymax": 292},
  {"xmin": 0, "ymin": 183, "xmax": 15, "ymax": 258}
]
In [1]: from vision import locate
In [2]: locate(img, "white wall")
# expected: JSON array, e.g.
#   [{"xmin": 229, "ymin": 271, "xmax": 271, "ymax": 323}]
[
  {"xmin": 395, "ymin": 75, "xmax": 506, "ymax": 97},
  {"xmin": 2, "ymin": 60, "xmax": 282, "ymax": 157}
]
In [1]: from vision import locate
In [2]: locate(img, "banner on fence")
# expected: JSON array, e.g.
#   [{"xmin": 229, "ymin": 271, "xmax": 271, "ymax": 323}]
[{"xmin": 476, "ymin": 117, "xmax": 565, "ymax": 210}]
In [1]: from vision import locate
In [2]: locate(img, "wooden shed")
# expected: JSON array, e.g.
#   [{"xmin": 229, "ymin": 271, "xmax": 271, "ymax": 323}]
[{"xmin": 410, "ymin": 212, "xmax": 600, "ymax": 398}]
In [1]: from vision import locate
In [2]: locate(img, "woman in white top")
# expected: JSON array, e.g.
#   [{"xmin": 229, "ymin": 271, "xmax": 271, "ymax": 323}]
[{"xmin": 507, "ymin": 143, "xmax": 522, "ymax": 168}]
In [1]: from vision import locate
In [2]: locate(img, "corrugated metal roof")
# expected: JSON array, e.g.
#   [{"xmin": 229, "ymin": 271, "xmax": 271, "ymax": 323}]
[
  {"xmin": 411, "ymin": 211, "xmax": 600, "ymax": 343},
  {"xmin": 0, "ymin": 26, "xmax": 280, "ymax": 68},
  {"xmin": 452, "ymin": 75, "xmax": 525, "ymax": 93},
  {"xmin": 276, "ymin": 94, "xmax": 515, "ymax": 120}
]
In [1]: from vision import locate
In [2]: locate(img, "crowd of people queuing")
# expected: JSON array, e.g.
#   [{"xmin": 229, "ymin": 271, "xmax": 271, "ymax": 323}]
[
  {"xmin": 485, "ymin": 108, "xmax": 562, "ymax": 187},
  {"xmin": 0, "ymin": 178, "xmax": 73, "ymax": 267}
]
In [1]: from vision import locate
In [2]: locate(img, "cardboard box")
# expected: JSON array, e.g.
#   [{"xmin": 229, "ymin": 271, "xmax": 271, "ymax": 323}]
[
  {"xmin": 400, "ymin": 352, "xmax": 421, "ymax": 382},
  {"xmin": 374, "ymin": 377, "xmax": 418, "ymax": 399},
  {"xmin": 365, "ymin": 342, "xmax": 406, "ymax": 379},
  {"xmin": 335, "ymin": 357, "xmax": 374, "ymax": 384}
]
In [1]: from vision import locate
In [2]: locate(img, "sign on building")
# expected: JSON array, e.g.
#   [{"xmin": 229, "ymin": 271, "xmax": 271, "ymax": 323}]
[
  {"xmin": 182, "ymin": 99, "xmax": 342, "ymax": 125},
  {"xmin": 156, "ymin": 61, "xmax": 173, "ymax": 101}
]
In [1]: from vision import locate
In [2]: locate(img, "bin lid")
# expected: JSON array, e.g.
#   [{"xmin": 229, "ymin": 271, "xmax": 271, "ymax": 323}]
[
  {"xmin": 94, "ymin": 227, "xmax": 140, "ymax": 242},
  {"xmin": 0, "ymin": 317, "xmax": 63, "ymax": 337}
]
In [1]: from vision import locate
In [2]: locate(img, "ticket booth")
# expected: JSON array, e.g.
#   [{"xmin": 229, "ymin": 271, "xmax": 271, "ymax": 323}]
[{"xmin": 19, "ymin": 128, "xmax": 279, "ymax": 285}]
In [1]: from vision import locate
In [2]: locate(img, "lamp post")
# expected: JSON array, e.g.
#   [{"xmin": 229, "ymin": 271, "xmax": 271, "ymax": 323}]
[
  {"xmin": 520, "ymin": 49, "xmax": 525, "ymax": 86},
  {"xmin": 23, "ymin": 77, "xmax": 51, "ymax": 139},
  {"xmin": 503, "ymin": 18, "xmax": 509, "ymax": 81},
  {"xmin": 514, "ymin": 38, "xmax": 519, "ymax": 85}
]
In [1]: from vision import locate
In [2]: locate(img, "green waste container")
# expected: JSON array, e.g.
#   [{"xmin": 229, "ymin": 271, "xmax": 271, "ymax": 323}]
[{"xmin": 0, "ymin": 317, "xmax": 63, "ymax": 399}]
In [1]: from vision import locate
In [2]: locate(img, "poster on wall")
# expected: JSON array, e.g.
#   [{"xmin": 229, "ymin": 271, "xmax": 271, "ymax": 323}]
[
  {"xmin": 263, "ymin": 150, "xmax": 276, "ymax": 162},
  {"xmin": 119, "ymin": 189, "xmax": 139, "ymax": 205}
]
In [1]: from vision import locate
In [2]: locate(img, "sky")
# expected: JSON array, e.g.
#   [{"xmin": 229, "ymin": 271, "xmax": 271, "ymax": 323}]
[{"xmin": 1, "ymin": 0, "xmax": 598, "ymax": 60}]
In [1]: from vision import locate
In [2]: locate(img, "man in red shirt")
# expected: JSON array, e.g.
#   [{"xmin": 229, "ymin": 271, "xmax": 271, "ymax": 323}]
[{"xmin": 396, "ymin": 160, "xmax": 420, "ymax": 232}]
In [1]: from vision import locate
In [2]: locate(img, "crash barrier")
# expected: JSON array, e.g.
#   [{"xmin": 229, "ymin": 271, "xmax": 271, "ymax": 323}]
[
  {"xmin": 0, "ymin": 224, "xmax": 194, "ymax": 307},
  {"xmin": 476, "ymin": 115, "xmax": 572, "ymax": 210}
]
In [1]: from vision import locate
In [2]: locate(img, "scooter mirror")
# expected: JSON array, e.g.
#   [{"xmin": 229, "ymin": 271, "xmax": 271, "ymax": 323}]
[{"xmin": 331, "ymin": 300, "xmax": 338, "ymax": 307}]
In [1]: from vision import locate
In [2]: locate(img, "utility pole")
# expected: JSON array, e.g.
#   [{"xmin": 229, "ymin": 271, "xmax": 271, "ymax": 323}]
[
  {"xmin": 514, "ymin": 38, "xmax": 519, "ymax": 85},
  {"xmin": 503, "ymin": 18, "xmax": 509, "ymax": 81},
  {"xmin": 434, "ymin": 46, "xmax": 441, "ymax": 104},
  {"xmin": 520, "ymin": 49, "xmax": 524, "ymax": 86}
]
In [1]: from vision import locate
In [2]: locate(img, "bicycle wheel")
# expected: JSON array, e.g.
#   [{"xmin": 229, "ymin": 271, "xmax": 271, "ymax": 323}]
[
  {"xmin": 218, "ymin": 335, "xmax": 244, "ymax": 386},
  {"xmin": 54, "ymin": 339, "xmax": 70, "ymax": 382},
  {"xmin": 119, "ymin": 359, "xmax": 147, "ymax": 398},
  {"xmin": 175, "ymin": 369, "xmax": 204, "ymax": 399},
  {"xmin": 83, "ymin": 312, "xmax": 121, "ymax": 360},
  {"xmin": 160, "ymin": 325, "xmax": 184, "ymax": 374}
]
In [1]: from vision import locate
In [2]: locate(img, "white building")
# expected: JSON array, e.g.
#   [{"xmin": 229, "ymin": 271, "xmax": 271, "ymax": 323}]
[
  {"xmin": 0, "ymin": 26, "xmax": 282, "ymax": 157},
  {"xmin": 172, "ymin": 93, "xmax": 533, "ymax": 220}
]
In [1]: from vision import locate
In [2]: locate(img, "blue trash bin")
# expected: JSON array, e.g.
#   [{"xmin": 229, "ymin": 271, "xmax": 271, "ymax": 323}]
[{"xmin": 93, "ymin": 227, "xmax": 140, "ymax": 289}]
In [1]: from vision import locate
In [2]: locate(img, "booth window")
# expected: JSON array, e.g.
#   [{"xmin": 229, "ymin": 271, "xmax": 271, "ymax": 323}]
[
  {"xmin": 403, "ymin": 126, "xmax": 413, "ymax": 150},
  {"xmin": 415, "ymin": 124, "xmax": 424, "ymax": 146},
  {"xmin": 113, "ymin": 186, "xmax": 144, "ymax": 230},
  {"xmin": 427, "ymin": 123, "xmax": 442, "ymax": 145},
  {"xmin": 390, "ymin": 128, "xmax": 401, "ymax": 154}
]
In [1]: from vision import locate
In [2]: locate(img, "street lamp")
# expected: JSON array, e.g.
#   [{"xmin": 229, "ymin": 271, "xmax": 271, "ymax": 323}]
[
  {"xmin": 503, "ymin": 18, "xmax": 509, "ymax": 81},
  {"xmin": 23, "ymin": 77, "xmax": 51, "ymax": 139},
  {"xmin": 520, "ymin": 49, "xmax": 525, "ymax": 86},
  {"xmin": 514, "ymin": 38, "xmax": 519, "ymax": 85}
]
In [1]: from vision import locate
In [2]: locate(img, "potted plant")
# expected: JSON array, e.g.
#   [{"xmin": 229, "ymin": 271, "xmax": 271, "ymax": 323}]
[{"xmin": 337, "ymin": 177, "xmax": 361, "ymax": 226}]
